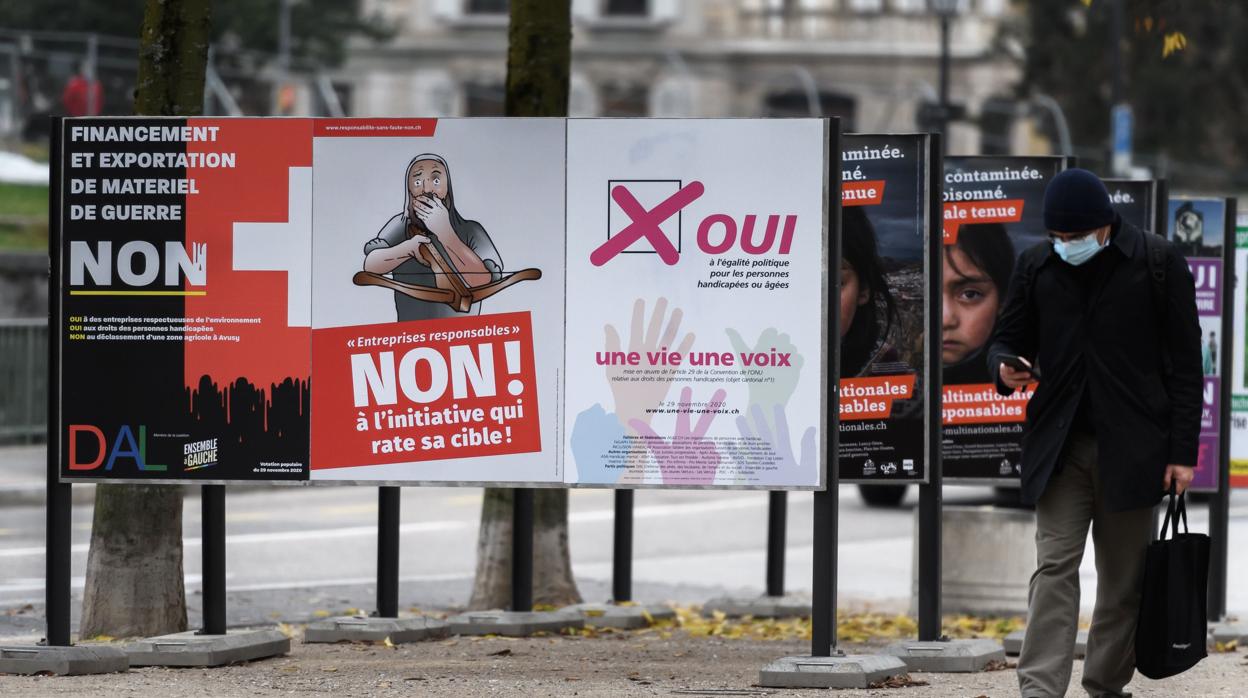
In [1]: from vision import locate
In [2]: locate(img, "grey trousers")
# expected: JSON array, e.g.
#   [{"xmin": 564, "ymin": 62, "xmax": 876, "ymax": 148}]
[{"xmin": 1017, "ymin": 430, "xmax": 1153, "ymax": 698}]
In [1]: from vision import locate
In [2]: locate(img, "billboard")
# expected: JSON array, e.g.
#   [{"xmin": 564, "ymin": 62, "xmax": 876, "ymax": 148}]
[
  {"xmin": 1167, "ymin": 196, "xmax": 1234, "ymax": 492},
  {"xmin": 563, "ymin": 119, "xmax": 829, "ymax": 488},
  {"xmin": 1103, "ymin": 178, "xmax": 1166, "ymax": 234},
  {"xmin": 57, "ymin": 117, "xmax": 833, "ymax": 489},
  {"xmin": 59, "ymin": 118, "xmax": 312, "ymax": 481},
  {"xmin": 940, "ymin": 156, "xmax": 1069, "ymax": 480},
  {"xmin": 837, "ymin": 134, "xmax": 935, "ymax": 484},
  {"xmin": 1232, "ymin": 218, "xmax": 1248, "ymax": 488}
]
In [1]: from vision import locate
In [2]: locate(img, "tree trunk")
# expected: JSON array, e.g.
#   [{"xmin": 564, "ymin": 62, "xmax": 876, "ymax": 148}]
[
  {"xmin": 469, "ymin": 0, "xmax": 578, "ymax": 611},
  {"xmin": 79, "ymin": 0, "xmax": 211, "ymax": 640},
  {"xmin": 80, "ymin": 485, "xmax": 188, "ymax": 638}
]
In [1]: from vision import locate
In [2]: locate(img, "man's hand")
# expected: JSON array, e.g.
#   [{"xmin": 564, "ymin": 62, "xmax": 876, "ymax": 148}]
[
  {"xmin": 396, "ymin": 235, "xmax": 431, "ymax": 265},
  {"xmin": 412, "ymin": 196, "xmax": 453, "ymax": 240},
  {"xmin": 1163, "ymin": 464, "xmax": 1195, "ymax": 495},
  {"xmin": 998, "ymin": 362, "xmax": 1034, "ymax": 390}
]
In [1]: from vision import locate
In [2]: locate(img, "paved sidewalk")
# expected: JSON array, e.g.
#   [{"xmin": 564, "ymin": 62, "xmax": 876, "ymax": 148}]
[{"xmin": 0, "ymin": 630, "xmax": 1242, "ymax": 697}]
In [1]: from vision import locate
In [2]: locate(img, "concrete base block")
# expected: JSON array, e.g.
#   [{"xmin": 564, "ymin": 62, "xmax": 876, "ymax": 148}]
[
  {"xmin": 447, "ymin": 610, "xmax": 583, "ymax": 637},
  {"xmin": 758, "ymin": 653, "xmax": 910, "ymax": 689},
  {"xmin": 883, "ymin": 638, "xmax": 1005, "ymax": 672},
  {"xmin": 702, "ymin": 594, "xmax": 811, "ymax": 619},
  {"xmin": 1208, "ymin": 622, "xmax": 1248, "ymax": 645},
  {"xmin": 1003, "ymin": 628, "xmax": 1086, "ymax": 658},
  {"xmin": 303, "ymin": 616, "xmax": 450, "ymax": 644},
  {"xmin": 559, "ymin": 603, "xmax": 674, "ymax": 630},
  {"xmin": 915, "ymin": 506, "xmax": 1036, "ymax": 617},
  {"xmin": 0, "ymin": 645, "xmax": 129, "ymax": 675},
  {"xmin": 126, "ymin": 629, "xmax": 290, "ymax": 667}
]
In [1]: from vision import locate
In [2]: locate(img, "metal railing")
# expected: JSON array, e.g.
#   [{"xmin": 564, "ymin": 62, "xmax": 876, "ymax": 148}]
[{"xmin": 0, "ymin": 319, "xmax": 47, "ymax": 443}]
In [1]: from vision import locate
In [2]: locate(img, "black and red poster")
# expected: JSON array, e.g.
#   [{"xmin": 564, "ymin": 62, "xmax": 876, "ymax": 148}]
[
  {"xmin": 941, "ymin": 155, "xmax": 1068, "ymax": 480},
  {"xmin": 1103, "ymin": 178, "xmax": 1166, "ymax": 235},
  {"xmin": 59, "ymin": 118, "xmax": 311, "ymax": 480},
  {"xmin": 837, "ymin": 134, "xmax": 934, "ymax": 484}
]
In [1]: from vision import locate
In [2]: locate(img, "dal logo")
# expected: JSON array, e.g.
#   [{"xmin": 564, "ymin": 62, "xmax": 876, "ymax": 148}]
[
  {"xmin": 589, "ymin": 180, "xmax": 798, "ymax": 266},
  {"xmin": 67, "ymin": 424, "xmax": 168, "ymax": 472}
]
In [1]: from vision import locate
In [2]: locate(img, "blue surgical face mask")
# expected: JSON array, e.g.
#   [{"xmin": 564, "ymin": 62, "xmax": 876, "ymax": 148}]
[{"xmin": 1052, "ymin": 231, "xmax": 1106, "ymax": 266}]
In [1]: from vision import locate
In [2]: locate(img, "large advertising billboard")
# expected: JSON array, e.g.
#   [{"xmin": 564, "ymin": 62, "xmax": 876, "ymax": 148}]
[
  {"xmin": 1232, "ymin": 218, "xmax": 1248, "ymax": 488},
  {"xmin": 60, "ymin": 118, "xmax": 312, "ymax": 481},
  {"xmin": 57, "ymin": 117, "xmax": 832, "ymax": 489},
  {"xmin": 837, "ymin": 134, "xmax": 934, "ymax": 485},
  {"xmin": 563, "ymin": 119, "xmax": 829, "ymax": 489},
  {"xmin": 940, "ymin": 156, "xmax": 1068, "ymax": 480},
  {"xmin": 1167, "ymin": 196, "xmax": 1234, "ymax": 492}
]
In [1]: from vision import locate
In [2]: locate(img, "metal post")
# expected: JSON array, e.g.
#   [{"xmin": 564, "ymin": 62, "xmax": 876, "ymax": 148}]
[
  {"xmin": 24, "ymin": 323, "xmax": 34, "ymax": 443},
  {"xmin": 511, "ymin": 488, "xmax": 534, "ymax": 613},
  {"xmin": 377, "ymin": 486, "xmax": 400, "ymax": 618},
  {"xmin": 917, "ymin": 482, "xmax": 943, "ymax": 639},
  {"xmin": 612, "ymin": 489, "xmax": 633, "ymax": 603},
  {"xmin": 918, "ymin": 132, "xmax": 944, "ymax": 642},
  {"xmin": 1109, "ymin": 0, "xmax": 1124, "ymax": 168},
  {"xmin": 766, "ymin": 491, "xmax": 787, "ymax": 597},
  {"xmin": 84, "ymin": 34, "xmax": 98, "ymax": 116},
  {"xmin": 44, "ymin": 116, "xmax": 71, "ymax": 647},
  {"xmin": 1208, "ymin": 197, "xmax": 1236, "ymax": 622},
  {"xmin": 811, "ymin": 119, "xmax": 841, "ymax": 658},
  {"xmin": 937, "ymin": 14, "xmax": 950, "ymax": 140},
  {"xmin": 200, "ymin": 485, "xmax": 227, "ymax": 635},
  {"xmin": 811, "ymin": 488, "xmax": 837, "ymax": 656}
]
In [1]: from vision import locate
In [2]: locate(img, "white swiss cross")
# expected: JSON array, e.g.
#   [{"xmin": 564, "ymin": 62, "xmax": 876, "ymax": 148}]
[{"xmin": 231, "ymin": 167, "xmax": 312, "ymax": 327}]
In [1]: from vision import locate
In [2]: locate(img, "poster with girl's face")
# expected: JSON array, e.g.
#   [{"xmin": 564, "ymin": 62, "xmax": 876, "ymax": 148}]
[
  {"xmin": 837, "ymin": 134, "xmax": 931, "ymax": 483},
  {"xmin": 941, "ymin": 156, "xmax": 1067, "ymax": 480}
]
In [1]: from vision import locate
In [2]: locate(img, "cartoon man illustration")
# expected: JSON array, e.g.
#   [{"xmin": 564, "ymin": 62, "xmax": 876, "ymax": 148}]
[
  {"xmin": 360, "ymin": 153, "xmax": 516, "ymax": 320},
  {"xmin": 1173, "ymin": 201, "xmax": 1203, "ymax": 257}
]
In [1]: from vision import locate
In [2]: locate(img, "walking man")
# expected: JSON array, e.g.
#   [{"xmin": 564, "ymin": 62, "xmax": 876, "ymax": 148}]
[{"xmin": 988, "ymin": 168, "xmax": 1203, "ymax": 697}]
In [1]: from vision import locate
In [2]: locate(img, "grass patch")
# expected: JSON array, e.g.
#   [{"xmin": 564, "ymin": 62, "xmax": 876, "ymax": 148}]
[
  {"xmin": 0, "ymin": 181, "xmax": 49, "ymax": 251},
  {"xmin": 0, "ymin": 220, "xmax": 48, "ymax": 250},
  {"xmin": 0, "ymin": 182, "xmax": 49, "ymax": 218}
]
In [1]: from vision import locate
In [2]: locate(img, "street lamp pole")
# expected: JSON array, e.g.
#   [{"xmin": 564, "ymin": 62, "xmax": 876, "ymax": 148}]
[
  {"xmin": 938, "ymin": 14, "xmax": 950, "ymax": 136},
  {"xmin": 922, "ymin": 0, "xmax": 958, "ymax": 645},
  {"xmin": 931, "ymin": 0, "xmax": 958, "ymax": 146}
]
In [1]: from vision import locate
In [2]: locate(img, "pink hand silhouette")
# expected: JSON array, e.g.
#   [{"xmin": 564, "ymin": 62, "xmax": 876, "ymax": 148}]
[{"xmin": 628, "ymin": 386, "xmax": 728, "ymax": 485}]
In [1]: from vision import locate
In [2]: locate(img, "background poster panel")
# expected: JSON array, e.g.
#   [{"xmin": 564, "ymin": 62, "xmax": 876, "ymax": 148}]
[
  {"xmin": 309, "ymin": 118, "xmax": 566, "ymax": 485},
  {"xmin": 1168, "ymin": 196, "xmax": 1228, "ymax": 492},
  {"xmin": 941, "ymin": 156, "xmax": 1066, "ymax": 480},
  {"xmin": 838, "ymin": 134, "xmax": 927, "ymax": 484},
  {"xmin": 1104, "ymin": 178, "xmax": 1162, "ymax": 233},
  {"xmin": 564, "ymin": 118, "xmax": 827, "ymax": 489},
  {"xmin": 60, "ymin": 117, "xmax": 312, "ymax": 482},
  {"xmin": 1233, "ymin": 221, "xmax": 1248, "ymax": 488}
]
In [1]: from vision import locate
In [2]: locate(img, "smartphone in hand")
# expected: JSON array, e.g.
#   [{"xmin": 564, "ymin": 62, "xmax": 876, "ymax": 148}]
[{"xmin": 1000, "ymin": 354, "xmax": 1040, "ymax": 380}]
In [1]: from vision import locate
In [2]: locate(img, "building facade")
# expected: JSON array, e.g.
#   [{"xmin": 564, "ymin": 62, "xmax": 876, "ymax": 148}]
[{"xmin": 331, "ymin": 0, "xmax": 1020, "ymax": 153}]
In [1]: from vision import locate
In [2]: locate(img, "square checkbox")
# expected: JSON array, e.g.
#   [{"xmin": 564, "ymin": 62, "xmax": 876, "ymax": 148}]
[{"xmin": 606, "ymin": 179, "xmax": 683, "ymax": 255}]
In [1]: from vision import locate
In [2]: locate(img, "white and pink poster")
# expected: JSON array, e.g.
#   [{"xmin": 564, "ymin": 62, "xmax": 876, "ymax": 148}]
[{"xmin": 563, "ymin": 119, "xmax": 830, "ymax": 488}]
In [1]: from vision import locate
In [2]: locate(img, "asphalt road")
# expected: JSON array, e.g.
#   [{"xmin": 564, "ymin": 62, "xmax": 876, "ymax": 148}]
[{"xmin": 1, "ymin": 444, "xmax": 1245, "ymax": 637}]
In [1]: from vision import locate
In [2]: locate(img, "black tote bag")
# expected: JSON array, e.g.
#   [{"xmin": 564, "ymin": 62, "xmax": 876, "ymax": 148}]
[{"xmin": 1134, "ymin": 485, "xmax": 1209, "ymax": 680}]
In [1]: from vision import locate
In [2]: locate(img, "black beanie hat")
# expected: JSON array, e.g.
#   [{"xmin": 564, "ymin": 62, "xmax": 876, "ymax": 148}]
[{"xmin": 1043, "ymin": 168, "xmax": 1116, "ymax": 233}]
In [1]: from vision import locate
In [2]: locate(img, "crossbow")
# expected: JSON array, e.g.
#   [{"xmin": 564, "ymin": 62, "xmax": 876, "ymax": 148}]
[{"xmin": 353, "ymin": 228, "xmax": 541, "ymax": 313}]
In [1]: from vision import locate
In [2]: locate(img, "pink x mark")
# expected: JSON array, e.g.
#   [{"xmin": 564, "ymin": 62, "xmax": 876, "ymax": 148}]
[{"xmin": 589, "ymin": 181, "xmax": 705, "ymax": 266}]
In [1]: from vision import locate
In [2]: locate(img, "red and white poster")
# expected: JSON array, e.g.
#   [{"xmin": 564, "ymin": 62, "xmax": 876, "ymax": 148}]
[{"xmin": 308, "ymin": 118, "xmax": 565, "ymax": 484}]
